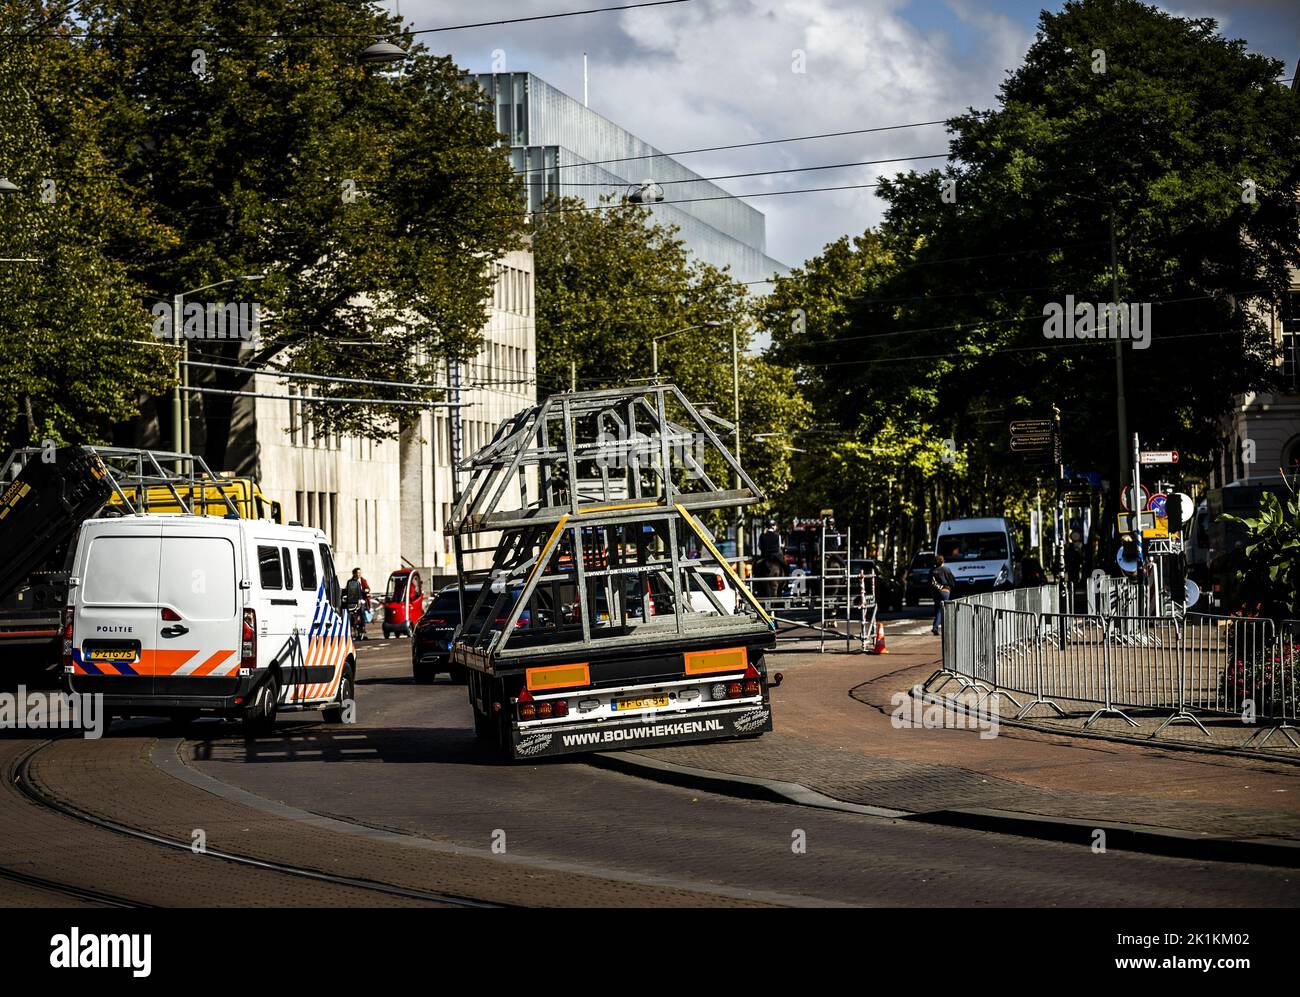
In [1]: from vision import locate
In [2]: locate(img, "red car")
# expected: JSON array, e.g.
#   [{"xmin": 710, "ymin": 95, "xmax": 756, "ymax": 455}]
[{"xmin": 382, "ymin": 569, "xmax": 424, "ymax": 638}]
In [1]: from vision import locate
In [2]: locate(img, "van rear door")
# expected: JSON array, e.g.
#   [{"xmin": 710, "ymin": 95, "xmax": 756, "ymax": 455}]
[
  {"xmin": 153, "ymin": 523, "xmax": 241, "ymax": 698},
  {"xmin": 70, "ymin": 523, "xmax": 162, "ymax": 698}
]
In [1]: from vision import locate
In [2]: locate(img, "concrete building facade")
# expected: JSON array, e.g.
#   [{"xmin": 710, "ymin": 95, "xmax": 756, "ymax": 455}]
[
  {"xmin": 245, "ymin": 247, "xmax": 536, "ymax": 589},
  {"xmin": 472, "ymin": 71, "xmax": 789, "ymax": 289}
]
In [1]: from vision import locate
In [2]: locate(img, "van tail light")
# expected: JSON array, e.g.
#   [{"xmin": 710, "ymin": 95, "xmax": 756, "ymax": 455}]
[
  {"xmin": 61, "ymin": 607, "xmax": 74, "ymax": 670},
  {"xmin": 713, "ymin": 574, "xmax": 726, "ymax": 591},
  {"xmin": 241, "ymin": 608, "xmax": 257, "ymax": 669},
  {"xmin": 161, "ymin": 607, "xmax": 181, "ymax": 621}
]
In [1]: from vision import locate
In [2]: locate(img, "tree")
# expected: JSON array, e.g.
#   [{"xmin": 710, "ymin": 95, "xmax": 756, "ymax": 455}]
[
  {"xmin": 531, "ymin": 194, "xmax": 809, "ymax": 508},
  {"xmin": 761, "ymin": 0, "xmax": 1300, "ymax": 561},
  {"xmin": 0, "ymin": 1, "xmax": 173, "ymax": 449},
  {"xmin": 1, "ymin": 0, "xmax": 525, "ymax": 462}
]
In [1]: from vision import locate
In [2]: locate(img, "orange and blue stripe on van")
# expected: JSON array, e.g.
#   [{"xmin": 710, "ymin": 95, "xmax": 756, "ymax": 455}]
[
  {"xmin": 295, "ymin": 582, "xmax": 354, "ymax": 701},
  {"xmin": 70, "ymin": 647, "xmax": 240, "ymax": 677}
]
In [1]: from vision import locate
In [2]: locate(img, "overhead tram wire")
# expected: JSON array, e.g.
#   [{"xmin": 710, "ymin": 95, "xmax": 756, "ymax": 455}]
[{"xmin": 1, "ymin": 0, "xmax": 693, "ymax": 40}]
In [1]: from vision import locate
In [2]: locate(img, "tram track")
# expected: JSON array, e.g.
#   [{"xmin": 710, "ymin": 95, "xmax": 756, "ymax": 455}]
[{"xmin": 7, "ymin": 737, "xmax": 503, "ymax": 909}]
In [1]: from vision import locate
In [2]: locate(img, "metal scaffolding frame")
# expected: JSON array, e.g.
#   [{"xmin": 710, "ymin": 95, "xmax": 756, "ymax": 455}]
[
  {"xmin": 446, "ymin": 385, "xmax": 776, "ymax": 666},
  {"xmin": 1, "ymin": 446, "xmax": 244, "ymax": 517}
]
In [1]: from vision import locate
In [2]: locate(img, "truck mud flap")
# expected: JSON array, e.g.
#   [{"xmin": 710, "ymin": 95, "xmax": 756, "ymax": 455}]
[{"xmin": 511, "ymin": 703, "xmax": 773, "ymax": 759}]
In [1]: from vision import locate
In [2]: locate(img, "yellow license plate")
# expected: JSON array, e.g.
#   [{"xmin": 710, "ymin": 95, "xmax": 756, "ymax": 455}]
[{"xmin": 612, "ymin": 694, "xmax": 668, "ymax": 712}]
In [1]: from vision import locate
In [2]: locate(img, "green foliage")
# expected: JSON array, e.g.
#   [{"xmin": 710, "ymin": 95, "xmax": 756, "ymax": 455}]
[
  {"xmin": 1221, "ymin": 490, "xmax": 1300, "ymax": 619},
  {"xmin": 757, "ymin": 0, "xmax": 1300, "ymax": 552},
  {"xmin": 0, "ymin": 0, "xmax": 525, "ymax": 449},
  {"xmin": 0, "ymin": 1, "xmax": 173, "ymax": 447},
  {"xmin": 531, "ymin": 194, "xmax": 810, "ymax": 505}
]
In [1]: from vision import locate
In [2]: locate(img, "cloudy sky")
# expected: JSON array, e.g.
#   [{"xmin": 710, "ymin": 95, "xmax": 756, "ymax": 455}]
[{"xmin": 395, "ymin": 0, "xmax": 1298, "ymax": 271}]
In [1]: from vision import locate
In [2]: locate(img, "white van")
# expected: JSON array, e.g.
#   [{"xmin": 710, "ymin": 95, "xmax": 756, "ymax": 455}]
[
  {"xmin": 62, "ymin": 514, "xmax": 354, "ymax": 733},
  {"xmin": 934, "ymin": 517, "xmax": 1020, "ymax": 595}
]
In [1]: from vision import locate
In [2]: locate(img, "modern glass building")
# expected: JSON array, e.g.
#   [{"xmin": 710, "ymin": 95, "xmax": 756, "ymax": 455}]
[{"xmin": 472, "ymin": 72, "xmax": 789, "ymax": 289}]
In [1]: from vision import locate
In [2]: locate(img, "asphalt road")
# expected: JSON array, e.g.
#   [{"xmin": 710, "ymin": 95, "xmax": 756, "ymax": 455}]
[{"xmin": 160, "ymin": 636, "xmax": 1296, "ymax": 907}]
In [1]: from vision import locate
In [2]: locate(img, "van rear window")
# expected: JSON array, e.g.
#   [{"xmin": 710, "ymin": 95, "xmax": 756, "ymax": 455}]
[
  {"xmin": 82, "ymin": 536, "xmax": 161, "ymax": 604},
  {"xmin": 258, "ymin": 545, "xmax": 283, "ymax": 589},
  {"xmin": 160, "ymin": 537, "xmax": 235, "ymax": 620}
]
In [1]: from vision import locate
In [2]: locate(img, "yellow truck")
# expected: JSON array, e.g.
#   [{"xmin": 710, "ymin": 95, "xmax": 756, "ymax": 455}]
[{"xmin": 106, "ymin": 476, "xmax": 283, "ymax": 523}]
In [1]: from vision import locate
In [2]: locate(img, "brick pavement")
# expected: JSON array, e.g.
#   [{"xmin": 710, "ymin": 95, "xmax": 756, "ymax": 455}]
[
  {"xmin": 21, "ymin": 734, "xmax": 772, "ymax": 907},
  {"xmin": 624, "ymin": 636, "xmax": 1300, "ymax": 843}
]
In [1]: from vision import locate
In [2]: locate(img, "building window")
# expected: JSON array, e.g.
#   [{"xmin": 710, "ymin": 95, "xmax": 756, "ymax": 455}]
[{"xmin": 1282, "ymin": 291, "xmax": 1299, "ymax": 389}]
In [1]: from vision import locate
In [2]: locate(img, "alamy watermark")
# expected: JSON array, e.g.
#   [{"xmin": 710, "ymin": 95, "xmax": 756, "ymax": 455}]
[
  {"xmin": 891, "ymin": 684, "xmax": 1000, "ymax": 739},
  {"xmin": 151, "ymin": 300, "xmax": 263, "ymax": 344},
  {"xmin": 595, "ymin": 427, "xmax": 709, "ymax": 479},
  {"xmin": 1042, "ymin": 295, "xmax": 1151, "ymax": 350},
  {"xmin": 0, "ymin": 687, "xmax": 105, "ymax": 739}
]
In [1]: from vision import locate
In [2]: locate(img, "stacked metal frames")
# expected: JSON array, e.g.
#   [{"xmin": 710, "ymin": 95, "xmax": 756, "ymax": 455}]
[{"xmin": 446, "ymin": 385, "xmax": 775, "ymax": 662}]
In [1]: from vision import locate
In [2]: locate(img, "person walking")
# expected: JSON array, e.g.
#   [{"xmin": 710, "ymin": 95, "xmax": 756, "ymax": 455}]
[{"xmin": 930, "ymin": 555, "xmax": 956, "ymax": 636}]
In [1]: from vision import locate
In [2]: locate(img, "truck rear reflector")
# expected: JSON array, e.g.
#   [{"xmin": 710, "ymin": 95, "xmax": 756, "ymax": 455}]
[
  {"xmin": 526, "ymin": 662, "xmax": 590, "ymax": 691},
  {"xmin": 683, "ymin": 646, "xmax": 746, "ymax": 675}
]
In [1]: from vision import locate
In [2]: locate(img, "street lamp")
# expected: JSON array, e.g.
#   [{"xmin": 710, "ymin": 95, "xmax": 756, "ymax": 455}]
[
  {"xmin": 171, "ymin": 274, "xmax": 266, "ymax": 455},
  {"xmin": 359, "ymin": 38, "xmax": 409, "ymax": 64}
]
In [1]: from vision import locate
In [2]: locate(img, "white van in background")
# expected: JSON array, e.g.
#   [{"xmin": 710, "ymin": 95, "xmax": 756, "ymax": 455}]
[
  {"xmin": 935, "ymin": 517, "xmax": 1020, "ymax": 595},
  {"xmin": 63, "ymin": 514, "xmax": 354, "ymax": 733}
]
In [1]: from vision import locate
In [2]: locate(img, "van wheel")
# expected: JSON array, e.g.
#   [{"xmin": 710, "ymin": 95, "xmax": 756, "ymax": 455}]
[
  {"xmin": 322, "ymin": 663, "xmax": 355, "ymax": 724},
  {"xmin": 243, "ymin": 675, "xmax": 279, "ymax": 737}
]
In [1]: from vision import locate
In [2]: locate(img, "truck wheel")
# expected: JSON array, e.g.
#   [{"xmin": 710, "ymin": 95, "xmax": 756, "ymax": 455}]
[
  {"xmin": 412, "ymin": 660, "xmax": 435, "ymax": 685},
  {"xmin": 242, "ymin": 674, "xmax": 279, "ymax": 737},
  {"xmin": 322, "ymin": 663, "xmax": 355, "ymax": 724}
]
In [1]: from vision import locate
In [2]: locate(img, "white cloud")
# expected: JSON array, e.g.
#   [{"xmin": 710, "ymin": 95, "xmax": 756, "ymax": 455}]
[{"xmin": 392, "ymin": 1, "xmax": 1022, "ymax": 268}]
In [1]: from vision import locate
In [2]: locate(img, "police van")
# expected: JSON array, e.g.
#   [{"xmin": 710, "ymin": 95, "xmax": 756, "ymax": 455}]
[{"xmin": 62, "ymin": 514, "xmax": 354, "ymax": 733}]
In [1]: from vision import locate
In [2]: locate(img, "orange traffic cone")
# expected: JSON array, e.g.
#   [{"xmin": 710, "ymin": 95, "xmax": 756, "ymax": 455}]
[{"xmin": 873, "ymin": 621, "xmax": 888, "ymax": 654}]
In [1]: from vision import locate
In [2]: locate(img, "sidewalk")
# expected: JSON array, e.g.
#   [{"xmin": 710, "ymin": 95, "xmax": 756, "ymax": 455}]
[{"xmin": 608, "ymin": 635, "xmax": 1300, "ymax": 847}]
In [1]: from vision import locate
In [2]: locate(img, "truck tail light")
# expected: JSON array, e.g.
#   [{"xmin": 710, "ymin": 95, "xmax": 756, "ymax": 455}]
[
  {"xmin": 726, "ymin": 681, "xmax": 744, "ymax": 697},
  {"xmin": 553, "ymin": 699, "xmax": 568, "ymax": 718},
  {"xmin": 241, "ymin": 608, "xmax": 257, "ymax": 668},
  {"xmin": 519, "ymin": 702, "xmax": 536, "ymax": 720},
  {"xmin": 61, "ymin": 607, "xmax": 74, "ymax": 670}
]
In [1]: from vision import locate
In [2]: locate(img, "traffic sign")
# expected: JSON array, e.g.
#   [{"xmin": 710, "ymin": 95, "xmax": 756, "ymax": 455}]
[
  {"xmin": 1117, "ymin": 511, "xmax": 1169, "ymax": 538},
  {"xmin": 1119, "ymin": 483, "xmax": 1150, "ymax": 512},
  {"xmin": 1140, "ymin": 450, "xmax": 1179, "ymax": 465},
  {"xmin": 1010, "ymin": 418, "xmax": 1059, "ymax": 463},
  {"xmin": 1149, "ymin": 492, "xmax": 1168, "ymax": 518}
]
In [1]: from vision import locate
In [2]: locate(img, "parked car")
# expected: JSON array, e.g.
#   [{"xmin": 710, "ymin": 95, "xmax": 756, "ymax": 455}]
[
  {"xmin": 849, "ymin": 559, "xmax": 903, "ymax": 611},
  {"xmin": 412, "ymin": 582, "xmax": 532, "ymax": 684},
  {"xmin": 381, "ymin": 568, "xmax": 424, "ymax": 638},
  {"xmin": 685, "ymin": 567, "xmax": 736, "ymax": 615},
  {"xmin": 903, "ymin": 551, "xmax": 938, "ymax": 606}
]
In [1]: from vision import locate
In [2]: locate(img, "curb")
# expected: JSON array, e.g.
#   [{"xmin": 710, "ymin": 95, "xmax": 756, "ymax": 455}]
[
  {"xmin": 589, "ymin": 751, "xmax": 909, "ymax": 818},
  {"xmin": 592, "ymin": 749, "xmax": 1300, "ymax": 868}
]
